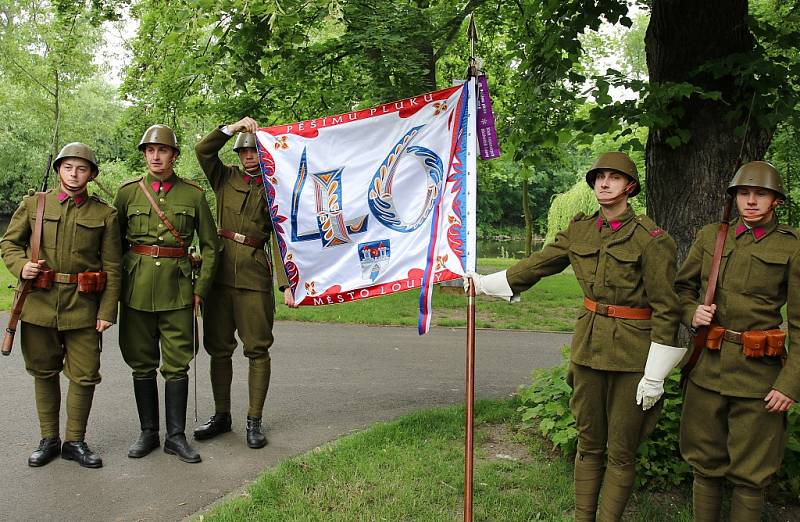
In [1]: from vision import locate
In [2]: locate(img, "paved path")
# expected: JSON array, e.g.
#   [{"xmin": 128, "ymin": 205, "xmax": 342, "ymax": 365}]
[{"xmin": 0, "ymin": 317, "xmax": 569, "ymax": 521}]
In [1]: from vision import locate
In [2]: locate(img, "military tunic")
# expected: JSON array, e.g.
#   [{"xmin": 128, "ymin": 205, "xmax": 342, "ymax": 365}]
[
  {"xmin": 505, "ymin": 205, "xmax": 680, "ymax": 518},
  {"xmin": 675, "ymin": 217, "xmax": 800, "ymax": 489},
  {"xmin": 194, "ymin": 127, "xmax": 286, "ymax": 417},
  {"xmin": 0, "ymin": 189, "xmax": 122, "ymax": 440},
  {"xmin": 113, "ymin": 174, "xmax": 219, "ymax": 380}
]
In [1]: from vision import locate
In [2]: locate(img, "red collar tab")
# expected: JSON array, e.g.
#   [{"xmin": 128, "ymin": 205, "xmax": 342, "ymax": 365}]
[
  {"xmin": 596, "ymin": 216, "xmax": 623, "ymax": 231},
  {"xmin": 735, "ymin": 223, "xmax": 766, "ymax": 240},
  {"xmin": 58, "ymin": 191, "xmax": 87, "ymax": 206},
  {"xmin": 151, "ymin": 181, "xmax": 173, "ymax": 194},
  {"xmin": 243, "ymin": 173, "xmax": 263, "ymax": 185}
]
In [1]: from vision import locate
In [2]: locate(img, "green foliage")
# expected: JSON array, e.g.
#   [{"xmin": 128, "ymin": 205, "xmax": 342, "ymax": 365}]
[
  {"xmin": 543, "ymin": 181, "xmax": 599, "ymax": 245},
  {"xmin": 517, "ymin": 348, "xmax": 578, "ymax": 453}
]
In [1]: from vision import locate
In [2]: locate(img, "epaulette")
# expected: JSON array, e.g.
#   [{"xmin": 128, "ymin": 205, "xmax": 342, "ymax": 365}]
[
  {"xmin": 181, "ymin": 178, "xmax": 204, "ymax": 191},
  {"xmin": 634, "ymin": 214, "xmax": 665, "ymax": 238},
  {"xmin": 571, "ymin": 211, "xmax": 592, "ymax": 223},
  {"xmin": 90, "ymin": 194, "xmax": 110, "ymax": 206},
  {"xmin": 119, "ymin": 176, "xmax": 143, "ymax": 188},
  {"xmin": 777, "ymin": 225, "xmax": 800, "ymax": 239}
]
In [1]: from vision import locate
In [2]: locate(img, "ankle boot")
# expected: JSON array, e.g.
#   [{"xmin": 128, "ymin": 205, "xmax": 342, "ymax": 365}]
[
  {"xmin": 128, "ymin": 378, "xmax": 160, "ymax": 458},
  {"xmin": 62, "ymin": 441, "xmax": 103, "ymax": 468},
  {"xmin": 193, "ymin": 412, "xmax": 232, "ymax": 440},
  {"xmin": 246, "ymin": 416, "xmax": 268, "ymax": 449},
  {"xmin": 28, "ymin": 437, "xmax": 61, "ymax": 467},
  {"xmin": 164, "ymin": 378, "xmax": 201, "ymax": 463}
]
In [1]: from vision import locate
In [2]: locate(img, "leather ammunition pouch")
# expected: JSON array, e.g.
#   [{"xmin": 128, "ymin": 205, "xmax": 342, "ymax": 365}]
[
  {"xmin": 704, "ymin": 325, "xmax": 725, "ymax": 350},
  {"xmin": 32, "ymin": 268, "xmax": 54, "ymax": 290},
  {"xmin": 77, "ymin": 271, "xmax": 107, "ymax": 294},
  {"xmin": 706, "ymin": 326, "xmax": 786, "ymax": 358}
]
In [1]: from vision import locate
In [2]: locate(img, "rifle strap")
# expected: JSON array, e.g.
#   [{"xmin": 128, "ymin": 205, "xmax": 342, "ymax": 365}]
[
  {"xmin": 683, "ymin": 219, "xmax": 730, "ymax": 374},
  {"xmin": 137, "ymin": 180, "xmax": 187, "ymax": 249},
  {"xmin": 7, "ymin": 192, "xmax": 46, "ymax": 330}
]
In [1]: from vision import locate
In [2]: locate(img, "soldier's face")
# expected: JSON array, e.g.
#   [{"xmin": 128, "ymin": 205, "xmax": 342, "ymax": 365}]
[
  {"xmin": 593, "ymin": 170, "xmax": 631, "ymax": 198},
  {"xmin": 238, "ymin": 148, "xmax": 259, "ymax": 172},
  {"xmin": 58, "ymin": 157, "xmax": 93, "ymax": 193},
  {"xmin": 736, "ymin": 186, "xmax": 781, "ymax": 225},
  {"xmin": 144, "ymin": 144, "xmax": 177, "ymax": 177}
]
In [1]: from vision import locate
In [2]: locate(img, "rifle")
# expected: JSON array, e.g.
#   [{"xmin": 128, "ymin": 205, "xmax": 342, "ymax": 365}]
[
  {"xmin": 2, "ymin": 155, "xmax": 52, "ymax": 356},
  {"xmin": 679, "ymin": 192, "xmax": 734, "ymax": 386}
]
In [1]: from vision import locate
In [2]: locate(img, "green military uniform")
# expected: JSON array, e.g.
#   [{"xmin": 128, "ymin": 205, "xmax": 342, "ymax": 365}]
[
  {"xmin": 505, "ymin": 205, "xmax": 681, "ymax": 521},
  {"xmin": 0, "ymin": 188, "xmax": 121, "ymax": 455},
  {"xmin": 193, "ymin": 127, "xmax": 288, "ymax": 447},
  {"xmin": 114, "ymin": 173, "xmax": 218, "ymax": 378},
  {"xmin": 676, "ymin": 217, "xmax": 800, "ymax": 520}
]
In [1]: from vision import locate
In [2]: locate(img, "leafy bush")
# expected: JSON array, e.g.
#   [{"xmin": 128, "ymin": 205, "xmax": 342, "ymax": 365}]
[{"xmin": 517, "ymin": 348, "xmax": 800, "ymax": 495}]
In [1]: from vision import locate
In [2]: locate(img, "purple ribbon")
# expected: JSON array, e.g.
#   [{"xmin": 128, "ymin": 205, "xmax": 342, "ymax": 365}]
[{"xmin": 476, "ymin": 75, "xmax": 501, "ymax": 160}]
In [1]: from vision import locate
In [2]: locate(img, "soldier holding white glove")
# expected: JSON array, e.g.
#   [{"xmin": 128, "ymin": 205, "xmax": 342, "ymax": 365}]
[{"xmin": 636, "ymin": 343, "xmax": 687, "ymax": 410}]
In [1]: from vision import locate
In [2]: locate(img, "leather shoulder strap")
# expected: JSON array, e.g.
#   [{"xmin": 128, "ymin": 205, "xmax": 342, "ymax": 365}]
[{"xmin": 137, "ymin": 180, "xmax": 186, "ymax": 248}]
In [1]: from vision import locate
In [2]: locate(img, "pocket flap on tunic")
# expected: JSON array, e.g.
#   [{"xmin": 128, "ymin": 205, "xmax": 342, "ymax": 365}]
[
  {"xmin": 751, "ymin": 251, "xmax": 789, "ymax": 265},
  {"xmin": 569, "ymin": 243, "xmax": 599, "ymax": 256},
  {"xmin": 606, "ymin": 246, "xmax": 639, "ymax": 263},
  {"xmin": 76, "ymin": 218, "xmax": 104, "ymax": 228}
]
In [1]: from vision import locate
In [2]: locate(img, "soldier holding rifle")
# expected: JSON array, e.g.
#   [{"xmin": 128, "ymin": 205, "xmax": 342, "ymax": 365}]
[
  {"xmin": 676, "ymin": 161, "xmax": 800, "ymax": 521},
  {"xmin": 468, "ymin": 152, "xmax": 684, "ymax": 520},
  {"xmin": 114, "ymin": 125, "xmax": 218, "ymax": 463},
  {"xmin": 1, "ymin": 143, "xmax": 121, "ymax": 468}
]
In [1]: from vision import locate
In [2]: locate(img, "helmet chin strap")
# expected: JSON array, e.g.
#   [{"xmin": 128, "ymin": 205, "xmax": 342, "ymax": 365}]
[
  {"xmin": 741, "ymin": 199, "xmax": 783, "ymax": 224},
  {"xmin": 596, "ymin": 182, "xmax": 637, "ymax": 207}
]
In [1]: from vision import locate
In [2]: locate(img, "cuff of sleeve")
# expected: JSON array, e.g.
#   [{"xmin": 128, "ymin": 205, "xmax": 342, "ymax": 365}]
[
  {"xmin": 644, "ymin": 342, "xmax": 687, "ymax": 380},
  {"xmin": 773, "ymin": 373, "xmax": 800, "ymax": 403},
  {"xmin": 220, "ymin": 125, "xmax": 233, "ymax": 136},
  {"xmin": 483, "ymin": 270, "xmax": 515, "ymax": 301}
]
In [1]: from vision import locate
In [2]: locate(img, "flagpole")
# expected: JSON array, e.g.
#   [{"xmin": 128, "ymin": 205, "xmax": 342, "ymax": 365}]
[{"xmin": 464, "ymin": 277, "xmax": 476, "ymax": 522}]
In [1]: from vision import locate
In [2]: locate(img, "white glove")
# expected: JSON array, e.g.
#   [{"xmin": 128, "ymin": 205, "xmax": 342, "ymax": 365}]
[
  {"xmin": 636, "ymin": 342, "xmax": 687, "ymax": 411},
  {"xmin": 464, "ymin": 271, "xmax": 515, "ymax": 301}
]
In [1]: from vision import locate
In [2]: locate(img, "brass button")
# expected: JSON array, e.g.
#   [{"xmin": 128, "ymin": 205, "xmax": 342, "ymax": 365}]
[
  {"xmin": 155, "ymin": 261, "xmax": 161, "ymax": 267},
  {"xmin": 158, "ymin": 236, "xmax": 163, "ymax": 241},
  {"xmin": 159, "ymin": 198, "xmax": 165, "ymax": 203},
  {"xmin": 158, "ymin": 223, "xmax": 163, "ymax": 228}
]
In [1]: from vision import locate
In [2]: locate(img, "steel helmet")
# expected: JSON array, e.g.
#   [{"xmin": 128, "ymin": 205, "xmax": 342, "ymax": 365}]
[
  {"xmin": 233, "ymin": 132, "xmax": 258, "ymax": 152},
  {"xmin": 585, "ymin": 152, "xmax": 640, "ymax": 197},
  {"xmin": 138, "ymin": 124, "xmax": 180, "ymax": 155},
  {"xmin": 53, "ymin": 142, "xmax": 99, "ymax": 177},
  {"xmin": 727, "ymin": 161, "xmax": 785, "ymax": 200}
]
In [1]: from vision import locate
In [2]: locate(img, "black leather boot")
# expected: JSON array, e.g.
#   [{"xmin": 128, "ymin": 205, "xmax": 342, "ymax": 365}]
[
  {"xmin": 193, "ymin": 412, "xmax": 232, "ymax": 440},
  {"xmin": 128, "ymin": 377, "xmax": 160, "ymax": 458},
  {"xmin": 246, "ymin": 416, "xmax": 268, "ymax": 449},
  {"xmin": 164, "ymin": 378, "xmax": 201, "ymax": 463},
  {"xmin": 28, "ymin": 437, "xmax": 61, "ymax": 467},
  {"xmin": 62, "ymin": 441, "xmax": 103, "ymax": 468}
]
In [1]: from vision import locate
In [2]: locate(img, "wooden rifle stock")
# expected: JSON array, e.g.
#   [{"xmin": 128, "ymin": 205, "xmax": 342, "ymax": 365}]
[
  {"xmin": 2, "ymin": 192, "xmax": 47, "ymax": 356},
  {"xmin": 680, "ymin": 196, "xmax": 733, "ymax": 384}
]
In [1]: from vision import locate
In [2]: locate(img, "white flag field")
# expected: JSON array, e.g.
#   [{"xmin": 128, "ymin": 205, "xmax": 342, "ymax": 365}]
[{"xmin": 256, "ymin": 81, "xmax": 477, "ymax": 334}]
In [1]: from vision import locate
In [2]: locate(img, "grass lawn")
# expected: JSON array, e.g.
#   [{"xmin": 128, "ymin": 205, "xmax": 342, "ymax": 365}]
[
  {"xmin": 0, "ymin": 264, "xmax": 17, "ymax": 310},
  {"xmin": 274, "ymin": 258, "xmax": 584, "ymax": 332},
  {"xmin": 198, "ymin": 399, "xmax": 694, "ymax": 522}
]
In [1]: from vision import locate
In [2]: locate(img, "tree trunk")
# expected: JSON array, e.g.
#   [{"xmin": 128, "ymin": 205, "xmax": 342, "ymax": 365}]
[
  {"xmin": 522, "ymin": 179, "xmax": 532, "ymax": 256},
  {"xmin": 645, "ymin": 0, "xmax": 772, "ymax": 262}
]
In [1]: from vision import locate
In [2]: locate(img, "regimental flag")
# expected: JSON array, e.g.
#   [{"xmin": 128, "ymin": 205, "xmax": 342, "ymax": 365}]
[{"xmin": 257, "ymin": 81, "xmax": 477, "ymax": 334}]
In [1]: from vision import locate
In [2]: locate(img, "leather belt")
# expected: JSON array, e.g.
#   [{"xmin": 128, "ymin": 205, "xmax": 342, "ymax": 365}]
[
  {"xmin": 583, "ymin": 297, "xmax": 653, "ymax": 320},
  {"xmin": 723, "ymin": 329, "xmax": 743, "ymax": 344},
  {"xmin": 130, "ymin": 245, "xmax": 187, "ymax": 258},
  {"xmin": 54, "ymin": 273, "xmax": 78, "ymax": 284},
  {"xmin": 217, "ymin": 227, "xmax": 265, "ymax": 249}
]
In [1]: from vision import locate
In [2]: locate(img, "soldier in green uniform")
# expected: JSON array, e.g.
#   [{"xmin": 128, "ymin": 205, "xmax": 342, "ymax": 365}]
[
  {"xmin": 1, "ymin": 143, "xmax": 121, "ymax": 468},
  {"xmin": 192, "ymin": 116, "xmax": 289, "ymax": 448},
  {"xmin": 676, "ymin": 161, "xmax": 799, "ymax": 522},
  {"xmin": 468, "ymin": 152, "xmax": 684, "ymax": 521},
  {"xmin": 114, "ymin": 124, "xmax": 219, "ymax": 463}
]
